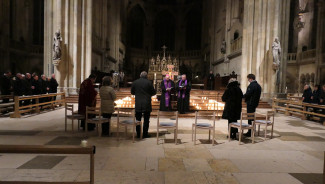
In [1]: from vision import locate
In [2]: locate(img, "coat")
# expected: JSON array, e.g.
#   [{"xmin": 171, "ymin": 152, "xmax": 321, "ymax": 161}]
[
  {"xmin": 99, "ymin": 86, "xmax": 116, "ymax": 114},
  {"xmin": 302, "ymin": 88, "xmax": 313, "ymax": 103},
  {"xmin": 131, "ymin": 77, "xmax": 156, "ymax": 112},
  {"xmin": 49, "ymin": 78, "xmax": 58, "ymax": 93},
  {"xmin": 222, "ymin": 81, "xmax": 243, "ymax": 120},
  {"xmin": 78, "ymin": 78, "xmax": 98, "ymax": 115},
  {"xmin": 244, "ymin": 81, "xmax": 262, "ymax": 108}
]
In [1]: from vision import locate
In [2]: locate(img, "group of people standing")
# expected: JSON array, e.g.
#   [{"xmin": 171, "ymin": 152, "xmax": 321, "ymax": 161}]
[
  {"xmin": 221, "ymin": 74, "xmax": 261, "ymax": 139},
  {"xmin": 0, "ymin": 71, "xmax": 58, "ymax": 105}
]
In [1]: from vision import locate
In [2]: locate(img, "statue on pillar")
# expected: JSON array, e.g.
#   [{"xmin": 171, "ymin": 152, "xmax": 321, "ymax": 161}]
[
  {"xmin": 53, "ymin": 29, "xmax": 62, "ymax": 63},
  {"xmin": 272, "ymin": 37, "xmax": 281, "ymax": 69}
]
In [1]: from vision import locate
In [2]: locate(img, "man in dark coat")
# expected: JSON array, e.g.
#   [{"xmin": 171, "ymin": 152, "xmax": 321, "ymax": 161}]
[
  {"xmin": 40, "ymin": 75, "xmax": 50, "ymax": 103},
  {"xmin": 0, "ymin": 71, "xmax": 12, "ymax": 103},
  {"xmin": 222, "ymin": 78, "xmax": 243, "ymax": 139},
  {"xmin": 23, "ymin": 73, "xmax": 32, "ymax": 105},
  {"xmin": 160, "ymin": 74, "xmax": 175, "ymax": 111},
  {"xmin": 302, "ymin": 85, "xmax": 313, "ymax": 103},
  {"xmin": 49, "ymin": 74, "xmax": 59, "ymax": 93},
  {"xmin": 243, "ymin": 74, "xmax": 261, "ymax": 136},
  {"xmin": 31, "ymin": 75, "xmax": 41, "ymax": 95},
  {"xmin": 78, "ymin": 74, "xmax": 97, "ymax": 131},
  {"xmin": 13, "ymin": 73, "xmax": 24, "ymax": 96},
  {"xmin": 176, "ymin": 74, "xmax": 192, "ymax": 114},
  {"xmin": 207, "ymin": 70, "xmax": 215, "ymax": 90},
  {"xmin": 131, "ymin": 71, "xmax": 156, "ymax": 138}
]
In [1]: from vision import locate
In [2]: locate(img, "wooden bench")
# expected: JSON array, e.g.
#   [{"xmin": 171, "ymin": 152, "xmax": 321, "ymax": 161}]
[
  {"xmin": 10, "ymin": 93, "xmax": 66, "ymax": 118},
  {"xmin": 0, "ymin": 145, "xmax": 95, "ymax": 184},
  {"xmin": 273, "ymin": 98, "xmax": 325, "ymax": 125}
]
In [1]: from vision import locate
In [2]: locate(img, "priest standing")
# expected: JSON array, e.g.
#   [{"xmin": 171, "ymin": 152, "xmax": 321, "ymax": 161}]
[
  {"xmin": 160, "ymin": 74, "xmax": 175, "ymax": 111},
  {"xmin": 176, "ymin": 74, "xmax": 191, "ymax": 114}
]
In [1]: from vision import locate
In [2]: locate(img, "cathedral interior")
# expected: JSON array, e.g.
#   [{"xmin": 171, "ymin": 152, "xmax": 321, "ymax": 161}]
[
  {"xmin": 0, "ymin": 0, "xmax": 324, "ymax": 96},
  {"xmin": 0, "ymin": 0, "xmax": 325, "ymax": 184}
]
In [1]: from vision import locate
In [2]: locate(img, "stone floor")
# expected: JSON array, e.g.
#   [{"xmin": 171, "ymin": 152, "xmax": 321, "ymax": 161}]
[{"xmin": 0, "ymin": 107, "xmax": 324, "ymax": 184}]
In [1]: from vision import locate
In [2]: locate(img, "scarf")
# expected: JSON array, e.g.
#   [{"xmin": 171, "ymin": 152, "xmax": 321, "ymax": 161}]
[
  {"xmin": 178, "ymin": 80, "xmax": 187, "ymax": 99},
  {"xmin": 164, "ymin": 79, "xmax": 172, "ymax": 107}
]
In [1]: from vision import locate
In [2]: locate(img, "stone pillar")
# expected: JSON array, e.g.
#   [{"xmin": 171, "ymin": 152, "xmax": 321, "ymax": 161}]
[
  {"xmin": 44, "ymin": 0, "xmax": 93, "ymax": 95},
  {"xmin": 315, "ymin": 0, "xmax": 324, "ymax": 84},
  {"xmin": 241, "ymin": 0, "xmax": 290, "ymax": 99}
]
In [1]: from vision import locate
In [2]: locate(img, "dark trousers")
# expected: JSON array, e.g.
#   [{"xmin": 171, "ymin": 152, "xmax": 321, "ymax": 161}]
[
  {"xmin": 246, "ymin": 105, "xmax": 256, "ymax": 134},
  {"xmin": 228, "ymin": 119, "xmax": 238, "ymax": 137},
  {"xmin": 136, "ymin": 111, "xmax": 151, "ymax": 137},
  {"xmin": 81, "ymin": 114, "xmax": 95, "ymax": 131},
  {"xmin": 102, "ymin": 113, "xmax": 112, "ymax": 135}
]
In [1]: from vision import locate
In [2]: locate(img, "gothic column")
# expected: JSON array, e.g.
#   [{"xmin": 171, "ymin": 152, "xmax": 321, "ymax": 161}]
[
  {"xmin": 44, "ymin": 0, "xmax": 93, "ymax": 95},
  {"xmin": 315, "ymin": 0, "xmax": 324, "ymax": 84},
  {"xmin": 241, "ymin": 0, "xmax": 290, "ymax": 99}
]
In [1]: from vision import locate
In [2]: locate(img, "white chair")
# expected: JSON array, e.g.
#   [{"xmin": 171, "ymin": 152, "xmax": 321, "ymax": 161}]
[
  {"xmin": 228, "ymin": 112, "xmax": 256, "ymax": 145},
  {"xmin": 192, "ymin": 111, "xmax": 217, "ymax": 145},
  {"xmin": 157, "ymin": 111, "xmax": 178, "ymax": 145},
  {"xmin": 65, "ymin": 103, "xmax": 84, "ymax": 132},
  {"xmin": 85, "ymin": 106, "xmax": 110, "ymax": 137},
  {"xmin": 116, "ymin": 108, "xmax": 142, "ymax": 143},
  {"xmin": 255, "ymin": 111, "xmax": 275, "ymax": 139}
]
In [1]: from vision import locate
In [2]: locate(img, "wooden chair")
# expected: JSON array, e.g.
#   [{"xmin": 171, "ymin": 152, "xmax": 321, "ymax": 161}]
[
  {"xmin": 116, "ymin": 108, "xmax": 142, "ymax": 143},
  {"xmin": 157, "ymin": 111, "xmax": 178, "ymax": 145},
  {"xmin": 255, "ymin": 111, "xmax": 275, "ymax": 139},
  {"xmin": 65, "ymin": 103, "xmax": 84, "ymax": 132},
  {"xmin": 85, "ymin": 106, "xmax": 110, "ymax": 137},
  {"xmin": 228, "ymin": 112, "xmax": 256, "ymax": 144},
  {"xmin": 192, "ymin": 111, "xmax": 217, "ymax": 145}
]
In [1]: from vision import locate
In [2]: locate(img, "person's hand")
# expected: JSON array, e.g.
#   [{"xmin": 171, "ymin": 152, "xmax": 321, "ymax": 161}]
[
  {"xmin": 32, "ymin": 86, "xmax": 35, "ymax": 89},
  {"xmin": 311, "ymin": 96, "xmax": 314, "ymax": 100}
]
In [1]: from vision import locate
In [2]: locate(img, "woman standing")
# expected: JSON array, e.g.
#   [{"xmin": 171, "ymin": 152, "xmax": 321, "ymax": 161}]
[
  {"xmin": 99, "ymin": 76, "xmax": 116, "ymax": 136},
  {"xmin": 222, "ymin": 78, "xmax": 243, "ymax": 139}
]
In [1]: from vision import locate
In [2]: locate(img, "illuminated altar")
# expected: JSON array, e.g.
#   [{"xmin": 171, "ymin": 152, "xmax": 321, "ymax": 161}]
[{"xmin": 148, "ymin": 45, "xmax": 179, "ymax": 93}]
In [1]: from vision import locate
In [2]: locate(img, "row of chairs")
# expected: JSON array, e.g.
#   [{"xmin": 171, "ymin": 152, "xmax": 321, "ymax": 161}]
[{"xmin": 65, "ymin": 103, "xmax": 275, "ymax": 145}]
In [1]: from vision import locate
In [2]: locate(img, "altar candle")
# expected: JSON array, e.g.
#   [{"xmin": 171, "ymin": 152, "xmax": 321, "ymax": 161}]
[
  {"xmin": 154, "ymin": 73, "xmax": 157, "ymax": 80},
  {"xmin": 81, "ymin": 140, "xmax": 88, "ymax": 147}
]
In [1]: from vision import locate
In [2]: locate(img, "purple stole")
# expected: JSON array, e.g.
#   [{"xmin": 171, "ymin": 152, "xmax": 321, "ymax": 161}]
[
  {"xmin": 178, "ymin": 80, "xmax": 187, "ymax": 99},
  {"xmin": 164, "ymin": 79, "xmax": 172, "ymax": 107}
]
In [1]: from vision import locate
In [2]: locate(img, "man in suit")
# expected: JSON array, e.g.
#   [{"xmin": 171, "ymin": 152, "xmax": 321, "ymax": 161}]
[
  {"xmin": 243, "ymin": 74, "xmax": 262, "ymax": 136},
  {"xmin": 131, "ymin": 71, "xmax": 156, "ymax": 138},
  {"xmin": 0, "ymin": 71, "xmax": 12, "ymax": 103}
]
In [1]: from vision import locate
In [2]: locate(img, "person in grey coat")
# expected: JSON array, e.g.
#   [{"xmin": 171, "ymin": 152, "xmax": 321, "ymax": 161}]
[
  {"xmin": 99, "ymin": 76, "xmax": 116, "ymax": 136},
  {"xmin": 131, "ymin": 71, "xmax": 156, "ymax": 138}
]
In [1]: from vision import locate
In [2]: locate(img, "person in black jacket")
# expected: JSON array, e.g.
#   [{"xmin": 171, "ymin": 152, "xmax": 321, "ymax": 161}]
[
  {"xmin": 49, "ymin": 74, "xmax": 59, "ymax": 93},
  {"xmin": 131, "ymin": 71, "xmax": 156, "ymax": 138},
  {"xmin": 207, "ymin": 70, "xmax": 215, "ymax": 90},
  {"xmin": 222, "ymin": 78, "xmax": 243, "ymax": 139},
  {"xmin": 13, "ymin": 73, "xmax": 24, "ymax": 96},
  {"xmin": 243, "ymin": 74, "xmax": 262, "ymax": 136},
  {"xmin": 302, "ymin": 85, "xmax": 313, "ymax": 103},
  {"xmin": 0, "ymin": 71, "xmax": 12, "ymax": 103},
  {"xmin": 176, "ymin": 74, "xmax": 192, "ymax": 114},
  {"xmin": 23, "ymin": 73, "xmax": 32, "ymax": 105}
]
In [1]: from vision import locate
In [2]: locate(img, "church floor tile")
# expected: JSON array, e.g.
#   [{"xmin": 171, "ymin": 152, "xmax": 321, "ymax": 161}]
[{"xmin": 18, "ymin": 155, "xmax": 66, "ymax": 169}]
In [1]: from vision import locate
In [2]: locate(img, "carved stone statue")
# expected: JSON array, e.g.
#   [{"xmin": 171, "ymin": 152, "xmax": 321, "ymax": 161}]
[
  {"xmin": 53, "ymin": 30, "xmax": 62, "ymax": 60},
  {"xmin": 272, "ymin": 37, "xmax": 281, "ymax": 66},
  {"xmin": 220, "ymin": 40, "xmax": 226, "ymax": 54}
]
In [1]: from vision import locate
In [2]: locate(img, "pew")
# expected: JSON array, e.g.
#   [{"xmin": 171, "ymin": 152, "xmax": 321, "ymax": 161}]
[
  {"xmin": 0, "ymin": 145, "xmax": 95, "ymax": 184},
  {"xmin": 10, "ymin": 92, "xmax": 66, "ymax": 118},
  {"xmin": 272, "ymin": 98, "xmax": 325, "ymax": 125}
]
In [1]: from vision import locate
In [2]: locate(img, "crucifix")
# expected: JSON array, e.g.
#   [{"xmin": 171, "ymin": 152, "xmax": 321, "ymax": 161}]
[{"xmin": 161, "ymin": 45, "xmax": 167, "ymax": 58}]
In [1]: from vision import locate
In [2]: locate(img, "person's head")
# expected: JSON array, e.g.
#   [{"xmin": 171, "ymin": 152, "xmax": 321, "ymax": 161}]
[
  {"xmin": 51, "ymin": 73, "xmax": 56, "ymax": 79},
  {"xmin": 165, "ymin": 74, "xmax": 170, "ymax": 81},
  {"xmin": 32, "ymin": 72, "xmax": 36, "ymax": 77},
  {"xmin": 88, "ymin": 74, "xmax": 96, "ymax": 83},
  {"xmin": 210, "ymin": 70, "xmax": 213, "ymax": 74},
  {"xmin": 304, "ymin": 84, "xmax": 310, "ymax": 90},
  {"xmin": 181, "ymin": 74, "xmax": 186, "ymax": 81},
  {"xmin": 274, "ymin": 37, "xmax": 278, "ymax": 42},
  {"xmin": 26, "ymin": 73, "xmax": 31, "ymax": 79},
  {"xmin": 21, "ymin": 74, "xmax": 25, "ymax": 79},
  {"xmin": 140, "ymin": 71, "xmax": 148, "ymax": 78},
  {"xmin": 16, "ymin": 73, "xmax": 22, "ymax": 79},
  {"xmin": 102, "ymin": 76, "xmax": 111, "ymax": 86},
  {"xmin": 41, "ymin": 74, "xmax": 46, "ymax": 81},
  {"xmin": 33, "ymin": 75, "xmax": 39, "ymax": 81},
  {"xmin": 314, "ymin": 85, "xmax": 320, "ymax": 91},
  {"xmin": 322, "ymin": 85, "xmax": 325, "ymax": 91},
  {"xmin": 247, "ymin": 74, "xmax": 256, "ymax": 83},
  {"xmin": 228, "ymin": 78, "xmax": 237, "ymax": 84},
  {"xmin": 47, "ymin": 77, "xmax": 51, "ymax": 81},
  {"xmin": 5, "ymin": 71, "xmax": 11, "ymax": 77}
]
